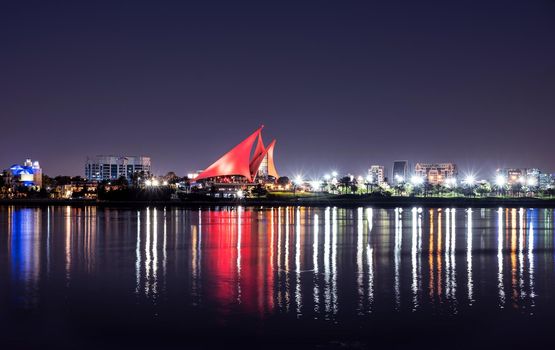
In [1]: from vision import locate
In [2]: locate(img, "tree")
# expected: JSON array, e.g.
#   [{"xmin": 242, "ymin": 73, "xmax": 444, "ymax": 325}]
[
  {"xmin": 165, "ymin": 171, "xmax": 180, "ymax": 184},
  {"xmin": 113, "ymin": 176, "xmax": 129, "ymax": 187},
  {"xmin": 54, "ymin": 176, "xmax": 72, "ymax": 186},
  {"xmin": 131, "ymin": 171, "xmax": 146, "ymax": 187},
  {"xmin": 277, "ymin": 176, "xmax": 290, "ymax": 187},
  {"xmin": 42, "ymin": 174, "xmax": 54, "ymax": 188},
  {"xmin": 251, "ymin": 183, "xmax": 268, "ymax": 198},
  {"xmin": 338, "ymin": 176, "xmax": 352, "ymax": 194}
]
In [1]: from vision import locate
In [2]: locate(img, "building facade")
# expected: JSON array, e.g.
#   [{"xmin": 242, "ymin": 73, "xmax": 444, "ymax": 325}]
[
  {"xmin": 392, "ymin": 161, "xmax": 408, "ymax": 184},
  {"xmin": 414, "ymin": 163, "xmax": 457, "ymax": 185},
  {"xmin": 368, "ymin": 165, "xmax": 386, "ymax": 185},
  {"xmin": 85, "ymin": 155, "xmax": 151, "ymax": 181},
  {"xmin": 6, "ymin": 159, "xmax": 43, "ymax": 188},
  {"xmin": 497, "ymin": 168, "xmax": 553, "ymax": 189}
]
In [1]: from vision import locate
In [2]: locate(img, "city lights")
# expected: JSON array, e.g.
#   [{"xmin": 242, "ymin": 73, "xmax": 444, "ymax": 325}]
[
  {"xmin": 495, "ymin": 175, "xmax": 506, "ymax": 187},
  {"xmin": 527, "ymin": 177, "xmax": 538, "ymax": 187},
  {"xmin": 310, "ymin": 180, "xmax": 322, "ymax": 191},
  {"xmin": 463, "ymin": 175, "xmax": 476, "ymax": 186},
  {"xmin": 410, "ymin": 175, "xmax": 424, "ymax": 186},
  {"xmin": 445, "ymin": 177, "xmax": 457, "ymax": 187}
]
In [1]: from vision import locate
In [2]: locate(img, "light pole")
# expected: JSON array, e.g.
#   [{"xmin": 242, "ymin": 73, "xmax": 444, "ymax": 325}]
[{"xmin": 366, "ymin": 174, "xmax": 373, "ymax": 194}]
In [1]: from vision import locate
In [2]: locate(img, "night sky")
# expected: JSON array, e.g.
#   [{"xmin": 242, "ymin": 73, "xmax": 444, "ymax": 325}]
[{"xmin": 1, "ymin": 0, "xmax": 554, "ymax": 178}]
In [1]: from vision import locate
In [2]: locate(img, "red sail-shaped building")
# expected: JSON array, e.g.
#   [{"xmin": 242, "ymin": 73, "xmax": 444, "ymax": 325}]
[
  {"xmin": 195, "ymin": 127, "xmax": 262, "ymax": 182},
  {"xmin": 195, "ymin": 126, "xmax": 279, "ymax": 182},
  {"xmin": 265, "ymin": 139, "xmax": 279, "ymax": 178},
  {"xmin": 249, "ymin": 132, "xmax": 266, "ymax": 179}
]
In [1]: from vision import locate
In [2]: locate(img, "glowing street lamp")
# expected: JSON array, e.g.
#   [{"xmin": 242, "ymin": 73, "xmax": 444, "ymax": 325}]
[
  {"xmin": 463, "ymin": 175, "xmax": 476, "ymax": 186},
  {"xmin": 410, "ymin": 175, "xmax": 424, "ymax": 186},
  {"xmin": 445, "ymin": 177, "xmax": 457, "ymax": 188},
  {"xmin": 331, "ymin": 171, "xmax": 338, "ymax": 178},
  {"xmin": 310, "ymin": 180, "xmax": 322, "ymax": 192},
  {"xmin": 365, "ymin": 174, "xmax": 374, "ymax": 194},
  {"xmin": 527, "ymin": 177, "xmax": 538, "ymax": 187},
  {"xmin": 495, "ymin": 175, "xmax": 506, "ymax": 187}
]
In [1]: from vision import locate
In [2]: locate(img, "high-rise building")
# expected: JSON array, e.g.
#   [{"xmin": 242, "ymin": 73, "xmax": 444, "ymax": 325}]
[
  {"xmin": 414, "ymin": 163, "xmax": 457, "ymax": 185},
  {"xmin": 368, "ymin": 165, "xmax": 386, "ymax": 185},
  {"xmin": 85, "ymin": 155, "xmax": 151, "ymax": 181},
  {"xmin": 392, "ymin": 161, "xmax": 408, "ymax": 184}
]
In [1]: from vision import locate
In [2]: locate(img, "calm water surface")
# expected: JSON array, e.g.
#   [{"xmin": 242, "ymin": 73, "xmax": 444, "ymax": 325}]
[{"xmin": 1, "ymin": 205, "xmax": 555, "ymax": 349}]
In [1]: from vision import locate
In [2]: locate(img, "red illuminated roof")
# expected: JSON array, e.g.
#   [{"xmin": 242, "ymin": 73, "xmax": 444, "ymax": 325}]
[
  {"xmin": 195, "ymin": 127, "xmax": 262, "ymax": 182},
  {"xmin": 195, "ymin": 126, "xmax": 279, "ymax": 182},
  {"xmin": 266, "ymin": 139, "xmax": 279, "ymax": 178}
]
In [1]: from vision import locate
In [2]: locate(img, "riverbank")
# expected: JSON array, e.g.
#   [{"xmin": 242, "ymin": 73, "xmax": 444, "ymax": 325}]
[{"xmin": 2, "ymin": 195, "xmax": 555, "ymax": 208}]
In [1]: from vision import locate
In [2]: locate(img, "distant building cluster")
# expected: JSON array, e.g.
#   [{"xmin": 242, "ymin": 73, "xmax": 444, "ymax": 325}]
[
  {"xmin": 85, "ymin": 155, "xmax": 151, "ymax": 181},
  {"xmin": 365, "ymin": 161, "xmax": 553, "ymax": 190}
]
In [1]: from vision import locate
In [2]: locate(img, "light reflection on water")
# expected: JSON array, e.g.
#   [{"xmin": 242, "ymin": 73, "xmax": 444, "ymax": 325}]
[{"xmin": 1, "ymin": 205, "xmax": 554, "ymax": 319}]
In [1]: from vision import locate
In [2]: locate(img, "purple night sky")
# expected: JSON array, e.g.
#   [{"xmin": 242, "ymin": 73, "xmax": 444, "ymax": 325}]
[{"xmin": 1, "ymin": 0, "xmax": 554, "ymax": 178}]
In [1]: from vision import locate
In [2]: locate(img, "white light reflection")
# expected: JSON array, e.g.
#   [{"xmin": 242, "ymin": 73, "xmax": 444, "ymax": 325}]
[
  {"xmin": 285, "ymin": 207, "xmax": 290, "ymax": 312},
  {"xmin": 366, "ymin": 208, "xmax": 374, "ymax": 312},
  {"xmin": 295, "ymin": 207, "xmax": 302, "ymax": 316},
  {"xmin": 497, "ymin": 208, "xmax": 505, "ymax": 308},
  {"xmin": 324, "ymin": 207, "xmax": 331, "ymax": 315},
  {"xmin": 394, "ymin": 207, "xmax": 402, "ymax": 310},
  {"xmin": 313, "ymin": 213, "xmax": 320, "ymax": 314},
  {"xmin": 163, "ymin": 208, "xmax": 167, "ymax": 288},
  {"xmin": 357, "ymin": 207, "xmax": 364, "ymax": 314},
  {"xmin": 152, "ymin": 208, "xmax": 158, "ymax": 297},
  {"xmin": 331, "ymin": 207, "xmax": 338, "ymax": 315},
  {"xmin": 450, "ymin": 209, "xmax": 456, "ymax": 302},
  {"xmin": 466, "ymin": 208, "xmax": 474, "ymax": 305},
  {"xmin": 135, "ymin": 210, "xmax": 141, "ymax": 294},
  {"xmin": 411, "ymin": 207, "xmax": 418, "ymax": 310},
  {"xmin": 528, "ymin": 211, "xmax": 536, "ymax": 311}
]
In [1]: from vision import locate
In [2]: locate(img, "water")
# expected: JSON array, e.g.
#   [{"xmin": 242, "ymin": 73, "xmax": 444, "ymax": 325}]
[{"xmin": 1, "ymin": 205, "xmax": 554, "ymax": 349}]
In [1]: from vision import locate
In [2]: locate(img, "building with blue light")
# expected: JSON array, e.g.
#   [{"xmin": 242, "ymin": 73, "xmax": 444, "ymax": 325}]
[{"xmin": 7, "ymin": 159, "xmax": 43, "ymax": 188}]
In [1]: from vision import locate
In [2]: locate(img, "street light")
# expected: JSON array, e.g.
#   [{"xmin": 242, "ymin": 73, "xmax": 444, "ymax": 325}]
[
  {"xmin": 366, "ymin": 174, "xmax": 373, "ymax": 194},
  {"xmin": 410, "ymin": 175, "xmax": 424, "ymax": 186},
  {"xmin": 463, "ymin": 175, "xmax": 476, "ymax": 186},
  {"xmin": 495, "ymin": 175, "xmax": 506, "ymax": 187}
]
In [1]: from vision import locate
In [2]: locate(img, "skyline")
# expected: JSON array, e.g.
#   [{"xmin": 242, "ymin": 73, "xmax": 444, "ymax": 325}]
[{"xmin": 2, "ymin": 0, "xmax": 554, "ymax": 176}]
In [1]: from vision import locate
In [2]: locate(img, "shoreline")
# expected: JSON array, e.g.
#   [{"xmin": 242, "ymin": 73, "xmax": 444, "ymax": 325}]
[{"xmin": 2, "ymin": 196, "xmax": 555, "ymax": 208}]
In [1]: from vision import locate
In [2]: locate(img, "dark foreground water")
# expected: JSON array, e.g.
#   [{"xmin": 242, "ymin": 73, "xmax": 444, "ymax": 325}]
[{"xmin": 1, "ymin": 206, "xmax": 554, "ymax": 349}]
